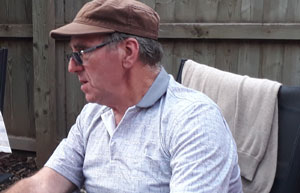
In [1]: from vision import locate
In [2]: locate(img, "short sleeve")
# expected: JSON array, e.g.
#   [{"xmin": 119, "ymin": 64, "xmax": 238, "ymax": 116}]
[
  {"xmin": 168, "ymin": 102, "xmax": 240, "ymax": 193},
  {"xmin": 45, "ymin": 112, "xmax": 85, "ymax": 189}
]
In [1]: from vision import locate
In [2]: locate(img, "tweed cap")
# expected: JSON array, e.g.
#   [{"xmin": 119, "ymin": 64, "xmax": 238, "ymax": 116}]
[{"xmin": 50, "ymin": 0, "xmax": 160, "ymax": 40}]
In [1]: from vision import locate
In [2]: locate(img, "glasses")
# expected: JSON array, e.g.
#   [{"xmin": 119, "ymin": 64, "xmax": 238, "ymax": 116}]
[{"xmin": 67, "ymin": 41, "xmax": 112, "ymax": 66}]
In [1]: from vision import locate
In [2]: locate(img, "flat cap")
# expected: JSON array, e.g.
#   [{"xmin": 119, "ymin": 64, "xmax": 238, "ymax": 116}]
[{"xmin": 50, "ymin": 0, "xmax": 160, "ymax": 40}]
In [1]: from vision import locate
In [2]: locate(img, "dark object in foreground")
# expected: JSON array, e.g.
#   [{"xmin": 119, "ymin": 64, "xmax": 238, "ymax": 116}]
[
  {"xmin": 0, "ymin": 173, "xmax": 13, "ymax": 184},
  {"xmin": 0, "ymin": 151, "xmax": 37, "ymax": 191}
]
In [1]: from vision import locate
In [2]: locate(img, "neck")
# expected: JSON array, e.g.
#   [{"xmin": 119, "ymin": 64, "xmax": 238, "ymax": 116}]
[{"xmin": 111, "ymin": 65, "xmax": 160, "ymax": 125}]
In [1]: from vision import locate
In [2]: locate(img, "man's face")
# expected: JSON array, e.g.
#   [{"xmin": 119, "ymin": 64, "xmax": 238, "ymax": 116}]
[{"xmin": 68, "ymin": 34, "xmax": 125, "ymax": 105}]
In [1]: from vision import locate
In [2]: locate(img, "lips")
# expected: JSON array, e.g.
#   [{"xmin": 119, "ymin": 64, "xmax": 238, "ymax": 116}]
[
  {"xmin": 81, "ymin": 81, "xmax": 88, "ymax": 85},
  {"xmin": 79, "ymin": 79, "xmax": 88, "ymax": 85},
  {"xmin": 78, "ymin": 78, "xmax": 88, "ymax": 91}
]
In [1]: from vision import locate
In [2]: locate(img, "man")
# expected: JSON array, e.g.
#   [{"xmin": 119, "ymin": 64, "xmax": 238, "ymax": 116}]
[{"xmin": 5, "ymin": 0, "xmax": 242, "ymax": 192}]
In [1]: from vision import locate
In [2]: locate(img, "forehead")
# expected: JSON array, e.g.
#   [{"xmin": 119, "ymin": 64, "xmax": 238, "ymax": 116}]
[{"xmin": 69, "ymin": 34, "xmax": 106, "ymax": 49}]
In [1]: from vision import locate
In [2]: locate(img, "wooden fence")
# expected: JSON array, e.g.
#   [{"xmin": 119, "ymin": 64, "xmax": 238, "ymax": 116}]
[{"xmin": 0, "ymin": 0, "xmax": 300, "ymax": 166}]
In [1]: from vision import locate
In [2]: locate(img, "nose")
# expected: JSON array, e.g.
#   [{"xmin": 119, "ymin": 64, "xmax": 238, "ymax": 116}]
[{"xmin": 68, "ymin": 58, "xmax": 84, "ymax": 73}]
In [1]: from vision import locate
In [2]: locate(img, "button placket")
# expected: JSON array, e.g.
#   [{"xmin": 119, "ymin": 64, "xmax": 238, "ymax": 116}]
[{"xmin": 108, "ymin": 107, "xmax": 137, "ymax": 161}]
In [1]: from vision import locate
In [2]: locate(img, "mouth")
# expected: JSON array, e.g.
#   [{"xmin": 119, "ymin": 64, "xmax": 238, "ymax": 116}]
[{"xmin": 79, "ymin": 79, "xmax": 88, "ymax": 85}]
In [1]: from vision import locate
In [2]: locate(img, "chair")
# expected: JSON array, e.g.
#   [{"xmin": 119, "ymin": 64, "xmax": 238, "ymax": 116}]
[
  {"xmin": 0, "ymin": 47, "xmax": 12, "ymax": 185},
  {"xmin": 271, "ymin": 85, "xmax": 300, "ymax": 193},
  {"xmin": 176, "ymin": 59, "xmax": 300, "ymax": 193}
]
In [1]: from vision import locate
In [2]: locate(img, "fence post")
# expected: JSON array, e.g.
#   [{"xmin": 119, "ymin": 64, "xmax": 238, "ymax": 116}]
[{"xmin": 32, "ymin": 0, "xmax": 57, "ymax": 167}]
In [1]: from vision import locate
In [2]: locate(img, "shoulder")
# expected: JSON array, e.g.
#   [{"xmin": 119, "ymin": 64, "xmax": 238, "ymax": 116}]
[
  {"xmin": 164, "ymin": 77, "xmax": 221, "ymax": 120},
  {"xmin": 161, "ymin": 77, "xmax": 231, "ymax": 139},
  {"xmin": 163, "ymin": 79, "xmax": 237, "ymax": 159}
]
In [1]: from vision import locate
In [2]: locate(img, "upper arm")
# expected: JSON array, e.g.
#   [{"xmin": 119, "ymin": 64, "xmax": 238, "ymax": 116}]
[
  {"xmin": 169, "ymin": 103, "xmax": 237, "ymax": 193},
  {"xmin": 44, "ymin": 111, "xmax": 86, "ymax": 188}
]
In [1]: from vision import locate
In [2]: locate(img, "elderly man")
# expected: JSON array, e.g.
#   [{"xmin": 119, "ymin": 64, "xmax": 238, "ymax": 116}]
[{"xmin": 5, "ymin": 0, "xmax": 242, "ymax": 192}]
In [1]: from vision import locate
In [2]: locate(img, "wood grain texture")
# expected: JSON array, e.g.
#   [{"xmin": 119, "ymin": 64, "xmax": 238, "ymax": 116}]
[
  {"xmin": 237, "ymin": 41, "xmax": 261, "ymax": 77},
  {"xmin": 0, "ymin": 0, "xmax": 32, "ymax": 24},
  {"xmin": 241, "ymin": 0, "xmax": 264, "ymax": 22},
  {"xmin": 215, "ymin": 41, "xmax": 239, "ymax": 73},
  {"xmin": 193, "ymin": 40, "xmax": 217, "ymax": 68},
  {"xmin": 286, "ymin": 0, "xmax": 300, "ymax": 22},
  {"xmin": 161, "ymin": 38, "xmax": 300, "ymax": 86},
  {"xmin": 1, "ymin": 40, "xmax": 34, "ymax": 138},
  {"xmin": 8, "ymin": 135, "xmax": 36, "ymax": 152},
  {"xmin": 155, "ymin": 0, "xmax": 176, "ymax": 22},
  {"xmin": 159, "ymin": 23, "xmax": 300, "ymax": 40},
  {"xmin": 55, "ymin": 42, "xmax": 67, "ymax": 141},
  {"xmin": 0, "ymin": 24, "xmax": 32, "ymax": 38},
  {"xmin": 261, "ymin": 43, "xmax": 284, "ymax": 81},
  {"xmin": 282, "ymin": 43, "xmax": 300, "ymax": 85},
  {"xmin": 174, "ymin": 0, "xmax": 199, "ymax": 22},
  {"xmin": 263, "ymin": 0, "xmax": 288, "ymax": 22},
  {"xmin": 32, "ymin": 0, "xmax": 57, "ymax": 166},
  {"xmin": 195, "ymin": 0, "xmax": 219, "ymax": 22},
  {"xmin": 65, "ymin": 0, "xmax": 89, "ymax": 23}
]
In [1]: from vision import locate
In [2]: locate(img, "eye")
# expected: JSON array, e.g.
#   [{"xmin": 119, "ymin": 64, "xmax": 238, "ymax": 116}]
[{"xmin": 73, "ymin": 45, "xmax": 87, "ymax": 52}]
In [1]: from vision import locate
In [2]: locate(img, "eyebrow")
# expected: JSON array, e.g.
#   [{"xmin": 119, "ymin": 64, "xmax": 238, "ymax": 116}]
[{"xmin": 69, "ymin": 42, "xmax": 87, "ymax": 51}]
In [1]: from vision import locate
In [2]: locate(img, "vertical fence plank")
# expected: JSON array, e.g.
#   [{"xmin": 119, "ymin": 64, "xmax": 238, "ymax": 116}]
[
  {"xmin": 239, "ymin": 0, "xmax": 263, "ymax": 80},
  {"xmin": 54, "ymin": 0, "xmax": 67, "ymax": 142},
  {"xmin": 155, "ymin": 0, "xmax": 176, "ymax": 22},
  {"xmin": 173, "ymin": 40, "xmax": 195, "ymax": 75},
  {"xmin": 174, "ymin": 0, "xmax": 198, "ymax": 22},
  {"xmin": 217, "ymin": 0, "xmax": 242, "ymax": 22},
  {"xmin": 195, "ymin": 0, "xmax": 219, "ymax": 22},
  {"xmin": 263, "ymin": 0, "xmax": 289, "ymax": 22},
  {"xmin": 286, "ymin": 0, "xmax": 300, "ymax": 22},
  {"xmin": 6, "ymin": 41, "xmax": 35, "ymax": 138},
  {"xmin": 32, "ymin": 0, "xmax": 57, "ymax": 167},
  {"xmin": 0, "ymin": 0, "xmax": 32, "ymax": 24},
  {"xmin": 237, "ymin": 41, "xmax": 261, "ymax": 77},
  {"xmin": 261, "ymin": 43, "xmax": 284, "ymax": 81},
  {"xmin": 215, "ymin": 41, "xmax": 239, "ymax": 73},
  {"xmin": 160, "ymin": 40, "xmax": 175, "ymax": 74},
  {"xmin": 193, "ymin": 40, "xmax": 217, "ymax": 67},
  {"xmin": 55, "ymin": 42, "xmax": 67, "ymax": 141},
  {"xmin": 241, "ymin": 0, "xmax": 264, "ymax": 22},
  {"xmin": 282, "ymin": 43, "xmax": 300, "ymax": 85},
  {"xmin": 65, "ymin": 0, "xmax": 89, "ymax": 23}
]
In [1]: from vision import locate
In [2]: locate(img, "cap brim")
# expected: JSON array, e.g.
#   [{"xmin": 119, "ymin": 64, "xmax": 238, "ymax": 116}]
[{"xmin": 50, "ymin": 22, "xmax": 115, "ymax": 40}]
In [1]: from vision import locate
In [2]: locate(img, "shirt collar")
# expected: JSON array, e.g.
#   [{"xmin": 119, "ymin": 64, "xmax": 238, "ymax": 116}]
[{"xmin": 136, "ymin": 67, "xmax": 170, "ymax": 108}]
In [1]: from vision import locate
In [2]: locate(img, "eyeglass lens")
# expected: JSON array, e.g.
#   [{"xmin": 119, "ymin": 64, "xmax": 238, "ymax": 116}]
[{"xmin": 67, "ymin": 52, "xmax": 82, "ymax": 65}]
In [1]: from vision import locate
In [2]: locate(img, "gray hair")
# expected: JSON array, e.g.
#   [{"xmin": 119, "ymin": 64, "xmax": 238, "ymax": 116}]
[{"xmin": 104, "ymin": 32, "xmax": 163, "ymax": 67}]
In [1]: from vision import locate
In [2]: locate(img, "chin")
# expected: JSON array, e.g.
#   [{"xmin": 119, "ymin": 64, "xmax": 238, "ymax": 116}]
[
  {"xmin": 85, "ymin": 95, "xmax": 103, "ymax": 105},
  {"xmin": 85, "ymin": 94, "xmax": 95, "ymax": 103}
]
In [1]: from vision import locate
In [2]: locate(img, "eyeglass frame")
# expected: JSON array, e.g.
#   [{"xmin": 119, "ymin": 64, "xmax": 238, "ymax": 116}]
[{"xmin": 67, "ymin": 40, "xmax": 113, "ymax": 66}]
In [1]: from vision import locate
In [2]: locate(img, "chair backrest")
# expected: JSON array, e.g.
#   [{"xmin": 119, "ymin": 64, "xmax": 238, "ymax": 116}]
[
  {"xmin": 270, "ymin": 85, "xmax": 300, "ymax": 193},
  {"xmin": 176, "ymin": 59, "xmax": 300, "ymax": 193},
  {"xmin": 0, "ymin": 48, "xmax": 8, "ymax": 113}
]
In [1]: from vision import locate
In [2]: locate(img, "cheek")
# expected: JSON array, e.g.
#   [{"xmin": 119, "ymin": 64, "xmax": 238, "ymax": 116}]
[
  {"xmin": 86, "ymin": 70, "xmax": 102, "ymax": 88},
  {"xmin": 85, "ymin": 53, "xmax": 123, "ymax": 86}
]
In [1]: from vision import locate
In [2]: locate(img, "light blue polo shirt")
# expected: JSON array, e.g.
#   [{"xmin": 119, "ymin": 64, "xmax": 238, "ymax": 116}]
[{"xmin": 45, "ymin": 67, "xmax": 242, "ymax": 193}]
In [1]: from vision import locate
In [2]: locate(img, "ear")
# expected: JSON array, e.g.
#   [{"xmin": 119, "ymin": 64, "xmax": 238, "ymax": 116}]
[{"xmin": 122, "ymin": 38, "xmax": 139, "ymax": 69}]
